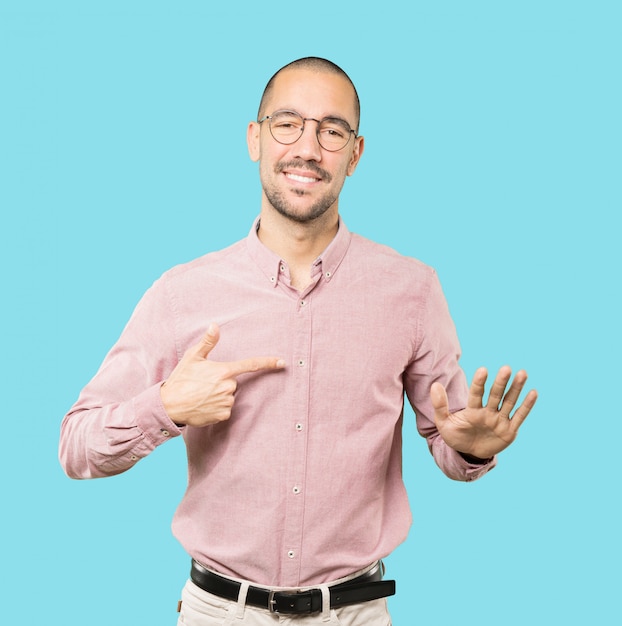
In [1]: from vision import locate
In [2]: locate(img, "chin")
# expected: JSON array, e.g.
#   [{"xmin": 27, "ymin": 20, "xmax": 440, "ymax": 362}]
[
  {"xmin": 277, "ymin": 204, "xmax": 334, "ymax": 224},
  {"xmin": 267, "ymin": 192, "xmax": 336, "ymax": 225}
]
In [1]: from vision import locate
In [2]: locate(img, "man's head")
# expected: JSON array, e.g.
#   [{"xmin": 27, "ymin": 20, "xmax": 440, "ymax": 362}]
[
  {"xmin": 248, "ymin": 57, "xmax": 364, "ymax": 225},
  {"xmin": 257, "ymin": 57, "xmax": 361, "ymax": 131}
]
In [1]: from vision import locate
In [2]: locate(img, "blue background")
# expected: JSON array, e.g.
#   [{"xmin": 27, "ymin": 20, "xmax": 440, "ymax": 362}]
[{"xmin": 2, "ymin": 1, "xmax": 620, "ymax": 624}]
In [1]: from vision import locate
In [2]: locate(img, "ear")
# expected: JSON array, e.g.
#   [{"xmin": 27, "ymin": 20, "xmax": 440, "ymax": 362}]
[
  {"xmin": 346, "ymin": 135, "xmax": 365, "ymax": 176},
  {"xmin": 247, "ymin": 121, "xmax": 261, "ymax": 162}
]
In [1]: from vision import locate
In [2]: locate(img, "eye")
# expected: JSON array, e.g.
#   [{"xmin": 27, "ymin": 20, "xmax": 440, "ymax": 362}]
[
  {"xmin": 319, "ymin": 119, "xmax": 350, "ymax": 139},
  {"xmin": 271, "ymin": 112, "xmax": 303, "ymax": 131},
  {"xmin": 324, "ymin": 127, "xmax": 346, "ymax": 138}
]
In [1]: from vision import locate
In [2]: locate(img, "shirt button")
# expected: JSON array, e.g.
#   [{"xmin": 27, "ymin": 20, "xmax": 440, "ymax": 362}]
[
  {"xmin": 270, "ymin": 276, "xmax": 276, "ymax": 283},
  {"xmin": 297, "ymin": 360, "xmax": 305, "ymax": 367},
  {"xmin": 280, "ymin": 264, "xmax": 286, "ymax": 272},
  {"xmin": 130, "ymin": 455, "xmax": 138, "ymax": 461},
  {"xmin": 287, "ymin": 550, "xmax": 295, "ymax": 559},
  {"xmin": 295, "ymin": 423, "xmax": 303, "ymax": 431},
  {"xmin": 292, "ymin": 486, "xmax": 301, "ymax": 494},
  {"xmin": 161, "ymin": 429, "xmax": 170, "ymax": 437},
  {"xmin": 300, "ymin": 299, "xmax": 306, "ymax": 306}
]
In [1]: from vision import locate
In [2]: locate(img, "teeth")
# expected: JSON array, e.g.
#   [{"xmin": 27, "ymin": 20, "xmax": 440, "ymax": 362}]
[{"xmin": 286, "ymin": 173, "xmax": 317, "ymax": 183}]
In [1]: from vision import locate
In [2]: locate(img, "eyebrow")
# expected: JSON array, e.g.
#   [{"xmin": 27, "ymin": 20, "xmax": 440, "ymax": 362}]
[
  {"xmin": 275, "ymin": 109, "xmax": 353, "ymax": 129},
  {"xmin": 322, "ymin": 116, "xmax": 351, "ymax": 127}
]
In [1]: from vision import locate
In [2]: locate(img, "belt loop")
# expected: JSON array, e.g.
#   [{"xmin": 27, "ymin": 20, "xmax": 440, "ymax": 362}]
[
  {"xmin": 319, "ymin": 584, "xmax": 331, "ymax": 622},
  {"xmin": 235, "ymin": 581, "xmax": 250, "ymax": 619}
]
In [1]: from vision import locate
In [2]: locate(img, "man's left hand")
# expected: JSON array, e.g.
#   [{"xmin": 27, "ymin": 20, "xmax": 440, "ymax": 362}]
[{"xmin": 430, "ymin": 366, "xmax": 538, "ymax": 460}]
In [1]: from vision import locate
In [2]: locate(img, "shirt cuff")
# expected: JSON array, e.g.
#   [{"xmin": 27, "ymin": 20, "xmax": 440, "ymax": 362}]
[
  {"xmin": 457, "ymin": 449, "xmax": 497, "ymax": 481},
  {"xmin": 133, "ymin": 383, "xmax": 186, "ymax": 449}
]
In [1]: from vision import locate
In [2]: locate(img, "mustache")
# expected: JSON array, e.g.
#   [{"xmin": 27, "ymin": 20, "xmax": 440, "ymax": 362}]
[{"xmin": 275, "ymin": 160, "xmax": 332, "ymax": 182}]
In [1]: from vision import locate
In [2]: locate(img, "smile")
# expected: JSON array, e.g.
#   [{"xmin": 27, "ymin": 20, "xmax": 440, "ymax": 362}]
[{"xmin": 285, "ymin": 172, "xmax": 320, "ymax": 184}]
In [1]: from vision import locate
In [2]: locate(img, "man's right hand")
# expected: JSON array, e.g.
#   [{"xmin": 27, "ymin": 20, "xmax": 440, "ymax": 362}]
[{"xmin": 160, "ymin": 323, "xmax": 285, "ymax": 427}]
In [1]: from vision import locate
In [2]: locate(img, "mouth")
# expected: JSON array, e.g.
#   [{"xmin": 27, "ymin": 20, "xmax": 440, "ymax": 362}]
[
  {"xmin": 284, "ymin": 171, "xmax": 321, "ymax": 185},
  {"xmin": 276, "ymin": 160, "xmax": 331, "ymax": 186}
]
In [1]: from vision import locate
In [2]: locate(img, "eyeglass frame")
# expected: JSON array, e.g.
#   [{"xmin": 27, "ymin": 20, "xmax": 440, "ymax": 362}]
[{"xmin": 257, "ymin": 109, "xmax": 358, "ymax": 152}]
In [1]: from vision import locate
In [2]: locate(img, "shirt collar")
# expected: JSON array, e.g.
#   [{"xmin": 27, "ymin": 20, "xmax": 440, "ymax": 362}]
[{"xmin": 246, "ymin": 216, "xmax": 352, "ymax": 287}]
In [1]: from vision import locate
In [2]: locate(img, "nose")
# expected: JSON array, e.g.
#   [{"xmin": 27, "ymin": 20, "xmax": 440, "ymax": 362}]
[{"xmin": 292, "ymin": 120, "xmax": 322, "ymax": 162}]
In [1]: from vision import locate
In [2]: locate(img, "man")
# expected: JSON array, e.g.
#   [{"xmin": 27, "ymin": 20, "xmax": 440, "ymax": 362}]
[{"xmin": 60, "ymin": 57, "xmax": 537, "ymax": 625}]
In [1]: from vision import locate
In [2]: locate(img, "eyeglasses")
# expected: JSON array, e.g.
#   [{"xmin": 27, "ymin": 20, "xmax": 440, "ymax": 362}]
[{"xmin": 258, "ymin": 110, "xmax": 357, "ymax": 152}]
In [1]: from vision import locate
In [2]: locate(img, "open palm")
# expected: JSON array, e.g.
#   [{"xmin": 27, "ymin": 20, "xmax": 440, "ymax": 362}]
[{"xmin": 431, "ymin": 366, "xmax": 538, "ymax": 460}]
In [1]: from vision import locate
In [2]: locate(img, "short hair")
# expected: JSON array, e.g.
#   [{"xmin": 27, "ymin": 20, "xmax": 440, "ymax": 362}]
[{"xmin": 257, "ymin": 57, "xmax": 360, "ymax": 130}]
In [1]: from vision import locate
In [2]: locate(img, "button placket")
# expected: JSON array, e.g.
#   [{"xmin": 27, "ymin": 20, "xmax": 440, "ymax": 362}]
[{"xmin": 280, "ymin": 293, "xmax": 311, "ymax": 581}]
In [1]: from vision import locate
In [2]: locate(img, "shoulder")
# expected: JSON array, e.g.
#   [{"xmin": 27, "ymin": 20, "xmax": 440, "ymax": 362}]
[
  {"xmin": 136, "ymin": 238, "xmax": 249, "ymax": 308},
  {"xmin": 348, "ymin": 232, "xmax": 437, "ymax": 285},
  {"xmin": 162, "ymin": 238, "xmax": 246, "ymax": 280},
  {"xmin": 148, "ymin": 238, "xmax": 250, "ymax": 294}
]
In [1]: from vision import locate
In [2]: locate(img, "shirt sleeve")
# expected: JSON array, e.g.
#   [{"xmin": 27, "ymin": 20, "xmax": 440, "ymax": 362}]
[
  {"xmin": 59, "ymin": 276, "xmax": 183, "ymax": 479},
  {"xmin": 403, "ymin": 268, "xmax": 496, "ymax": 481}
]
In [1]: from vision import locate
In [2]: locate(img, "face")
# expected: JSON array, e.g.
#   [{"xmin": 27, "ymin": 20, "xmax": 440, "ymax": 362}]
[{"xmin": 247, "ymin": 68, "xmax": 364, "ymax": 225}]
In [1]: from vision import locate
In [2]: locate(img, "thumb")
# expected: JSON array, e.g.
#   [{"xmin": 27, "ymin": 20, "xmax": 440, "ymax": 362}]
[
  {"xmin": 194, "ymin": 323, "xmax": 220, "ymax": 359},
  {"xmin": 430, "ymin": 381, "xmax": 450, "ymax": 424}
]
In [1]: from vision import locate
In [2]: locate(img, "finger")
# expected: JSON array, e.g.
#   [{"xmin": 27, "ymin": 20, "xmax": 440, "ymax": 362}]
[
  {"xmin": 486, "ymin": 365, "xmax": 513, "ymax": 410},
  {"xmin": 498, "ymin": 370, "xmax": 528, "ymax": 418},
  {"xmin": 227, "ymin": 356, "xmax": 286, "ymax": 377},
  {"xmin": 193, "ymin": 323, "xmax": 220, "ymax": 359},
  {"xmin": 430, "ymin": 382, "xmax": 450, "ymax": 424},
  {"xmin": 508, "ymin": 389, "xmax": 539, "ymax": 433},
  {"xmin": 467, "ymin": 367, "xmax": 488, "ymax": 409}
]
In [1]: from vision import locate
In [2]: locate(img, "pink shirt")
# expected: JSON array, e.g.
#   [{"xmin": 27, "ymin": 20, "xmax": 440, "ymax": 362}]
[{"xmin": 59, "ymin": 219, "xmax": 495, "ymax": 587}]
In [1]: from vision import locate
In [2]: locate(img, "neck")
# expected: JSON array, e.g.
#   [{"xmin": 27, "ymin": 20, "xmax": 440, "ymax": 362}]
[
  {"xmin": 257, "ymin": 206, "xmax": 338, "ymax": 267},
  {"xmin": 257, "ymin": 204, "xmax": 339, "ymax": 290}
]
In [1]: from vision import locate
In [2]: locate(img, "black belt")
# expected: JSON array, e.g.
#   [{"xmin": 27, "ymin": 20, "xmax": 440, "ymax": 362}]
[{"xmin": 190, "ymin": 559, "xmax": 396, "ymax": 615}]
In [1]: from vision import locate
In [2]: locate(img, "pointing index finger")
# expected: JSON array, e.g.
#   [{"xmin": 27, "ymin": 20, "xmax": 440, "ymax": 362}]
[{"xmin": 226, "ymin": 357, "xmax": 286, "ymax": 377}]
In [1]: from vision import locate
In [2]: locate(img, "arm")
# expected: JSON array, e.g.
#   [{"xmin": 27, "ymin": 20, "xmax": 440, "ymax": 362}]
[
  {"xmin": 59, "ymin": 278, "xmax": 182, "ymax": 479},
  {"xmin": 404, "ymin": 270, "xmax": 537, "ymax": 479},
  {"xmin": 404, "ymin": 269, "xmax": 497, "ymax": 481},
  {"xmin": 59, "ymin": 280, "xmax": 284, "ymax": 479}
]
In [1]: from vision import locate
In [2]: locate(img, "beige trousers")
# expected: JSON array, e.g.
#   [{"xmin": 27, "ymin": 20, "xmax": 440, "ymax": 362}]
[{"xmin": 176, "ymin": 565, "xmax": 392, "ymax": 626}]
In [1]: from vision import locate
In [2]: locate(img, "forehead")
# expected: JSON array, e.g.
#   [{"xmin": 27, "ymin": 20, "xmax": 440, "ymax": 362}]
[{"xmin": 265, "ymin": 68, "xmax": 357, "ymax": 124}]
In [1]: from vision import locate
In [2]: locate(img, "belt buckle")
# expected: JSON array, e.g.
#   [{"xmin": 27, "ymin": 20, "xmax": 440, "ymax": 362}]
[
  {"xmin": 268, "ymin": 589, "xmax": 315, "ymax": 614},
  {"xmin": 268, "ymin": 590, "xmax": 278, "ymax": 614}
]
